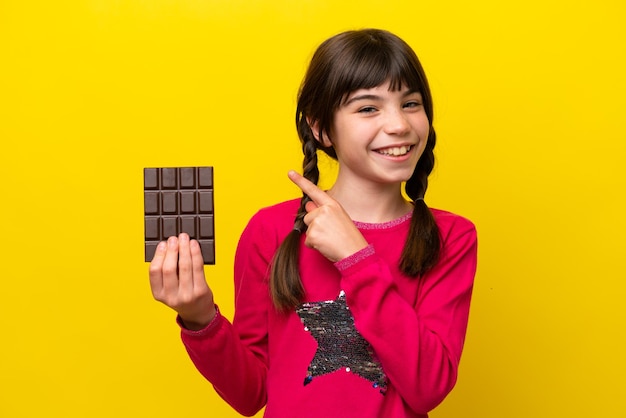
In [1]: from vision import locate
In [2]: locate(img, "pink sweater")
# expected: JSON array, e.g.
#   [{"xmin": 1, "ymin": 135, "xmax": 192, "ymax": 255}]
[{"xmin": 180, "ymin": 198, "xmax": 477, "ymax": 417}]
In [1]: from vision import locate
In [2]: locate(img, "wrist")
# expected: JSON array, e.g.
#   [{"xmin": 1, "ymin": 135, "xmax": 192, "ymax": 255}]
[
  {"xmin": 338, "ymin": 239, "xmax": 369, "ymax": 261},
  {"xmin": 179, "ymin": 304, "xmax": 217, "ymax": 331}
]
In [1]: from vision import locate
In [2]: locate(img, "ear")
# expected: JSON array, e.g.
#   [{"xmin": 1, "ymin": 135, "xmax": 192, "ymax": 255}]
[{"xmin": 306, "ymin": 117, "xmax": 332, "ymax": 147}]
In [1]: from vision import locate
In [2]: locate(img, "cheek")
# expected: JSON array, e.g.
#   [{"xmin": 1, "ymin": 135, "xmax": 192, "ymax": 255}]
[
  {"xmin": 408, "ymin": 112, "xmax": 430, "ymax": 140},
  {"xmin": 414, "ymin": 124, "xmax": 430, "ymax": 157},
  {"xmin": 417, "ymin": 115, "xmax": 431, "ymax": 139},
  {"xmin": 414, "ymin": 141, "xmax": 428, "ymax": 162}
]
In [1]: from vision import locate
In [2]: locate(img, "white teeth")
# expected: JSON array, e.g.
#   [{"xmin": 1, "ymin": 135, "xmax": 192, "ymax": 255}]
[{"xmin": 378, "ymin": 145, "xmax": 411, "ymax": 156}]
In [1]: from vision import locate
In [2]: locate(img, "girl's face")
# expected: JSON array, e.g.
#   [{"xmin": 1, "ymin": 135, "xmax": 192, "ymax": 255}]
[{"xmin": 320, "ymin": 81, "xmax": 430, "ymax": 189}]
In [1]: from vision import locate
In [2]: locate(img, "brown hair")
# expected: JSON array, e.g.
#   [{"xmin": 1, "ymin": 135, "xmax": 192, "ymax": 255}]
[{"xmin": 270, "ymin": 29, "xmax": 440, "ymax": 311}]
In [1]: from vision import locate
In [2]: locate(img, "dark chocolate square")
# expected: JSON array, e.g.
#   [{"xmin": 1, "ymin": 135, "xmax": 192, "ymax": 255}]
[{"xmin": 144, "ymin": 167, "xmax": 215, "ymax": 264}]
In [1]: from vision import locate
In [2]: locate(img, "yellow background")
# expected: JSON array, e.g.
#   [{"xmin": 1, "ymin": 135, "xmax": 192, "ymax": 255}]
[{"xmin": 1, "ymin": 1, "xmax": 624, "ymax": 417}]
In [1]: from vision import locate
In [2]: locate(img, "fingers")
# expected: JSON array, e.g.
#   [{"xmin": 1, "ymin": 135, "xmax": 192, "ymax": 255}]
[
  {"xmin": 177, "ymin": 233, "xmax": 193, "ymax": 295},
  {"xmin": 304, "ymin": 200, "xmax": 318, "ymax": 213},
  {"xmin": 161, "ymin": 236, "xmax": 180, "ymax": 297},
  {"xmin": 149, "ymin": 233, "xmax": 206, "ymax": 298},
  {"xmin": 148, "ymin": 240, "xmax": 167, "ymax": 297},
  {"xmin": 189, "ymin": 239, "xmax": 206, "ymax": 288},
  {"xmin": 288, "ymin": 170, "xmax": 333, "ymax": 206}
]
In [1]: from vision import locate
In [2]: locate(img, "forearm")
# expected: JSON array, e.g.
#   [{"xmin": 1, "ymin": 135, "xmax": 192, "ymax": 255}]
[
  {"xmin": 338, "ymin": 236, "xmax": 476, "ymax": 413},
  {"xmin": 180, "ymin": 310, "xmax": 268, "ymax": 416},
  {"xmin": 339, "ymin": 259, "xmax": 457, "ymax": 412}
]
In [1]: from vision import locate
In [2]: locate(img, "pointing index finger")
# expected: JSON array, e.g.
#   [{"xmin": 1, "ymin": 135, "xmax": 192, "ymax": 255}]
[{"xmin": 288, "ymin": 170, "xmax": 332, "ymax": 205}]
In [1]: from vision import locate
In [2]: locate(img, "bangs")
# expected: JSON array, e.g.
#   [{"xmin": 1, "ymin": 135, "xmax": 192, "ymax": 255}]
[{"xmin": 333, "ymin": 37, "xmax": 426, "ymax": 106}]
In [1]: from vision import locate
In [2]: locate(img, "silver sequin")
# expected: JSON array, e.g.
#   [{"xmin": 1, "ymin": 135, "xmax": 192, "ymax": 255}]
[{"xmin": 296, "ymin": 291, "xmax": 387, "ymax": 393}]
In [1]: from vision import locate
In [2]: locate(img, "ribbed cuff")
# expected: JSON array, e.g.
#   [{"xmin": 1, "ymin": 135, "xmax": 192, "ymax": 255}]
[
  {"xmin": 334, "ymin": 244, "xmax": 375, "ymax": 272},
  {"xmin": 177, "ymin": 304, "xmax": 222, "ymax": 336}
]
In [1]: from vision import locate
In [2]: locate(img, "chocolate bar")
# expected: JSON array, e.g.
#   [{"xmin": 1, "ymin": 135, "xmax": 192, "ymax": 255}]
[{"xmin": 144, "ymin": 167, "xmax": 215, "ymax": 264}]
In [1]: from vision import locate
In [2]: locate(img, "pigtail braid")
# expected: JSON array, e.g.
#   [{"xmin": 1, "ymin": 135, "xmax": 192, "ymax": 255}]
[
  {"xmin": 401, "ymin": 127, "xmax": 441, "ymax": 276},
  {"xmin": 269, "ymin": 118, "xmax": 321, "ymax": 311}
]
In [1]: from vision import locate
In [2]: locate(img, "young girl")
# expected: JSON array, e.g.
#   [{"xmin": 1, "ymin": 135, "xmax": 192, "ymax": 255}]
[{"xmin": 149, "ymin": 28, "xmax": 477, "ymax": 418}]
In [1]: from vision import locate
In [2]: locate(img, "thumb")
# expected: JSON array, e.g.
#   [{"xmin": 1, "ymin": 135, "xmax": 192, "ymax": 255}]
[{"xmin": 305, "ymin": 200, "xmax": 318, "ymax": 213}]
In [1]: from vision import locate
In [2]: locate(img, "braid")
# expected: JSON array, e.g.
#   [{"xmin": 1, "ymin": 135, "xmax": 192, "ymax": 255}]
[
  {"xmin": 401, "ymin": 127, "xmax": 441, "ymax": 276},
  {"xmin": 293, "ymin": 120, "xmax": 320, "ymax": 232},
  {"xmin": 270, "ymin": 119, "xmax": 322, "ymax": 311}
]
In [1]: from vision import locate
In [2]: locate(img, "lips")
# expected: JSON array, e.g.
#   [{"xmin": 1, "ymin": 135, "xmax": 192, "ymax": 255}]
[{"xmin": 375, "ymin": 145, "xmax": 413, "ymax": 156}]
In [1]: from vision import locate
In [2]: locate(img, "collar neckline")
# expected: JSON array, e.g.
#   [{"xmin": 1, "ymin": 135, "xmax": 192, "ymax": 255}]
[{"xmin": 352, "ymin": 211, "xmax": 412, "ymax": 230}]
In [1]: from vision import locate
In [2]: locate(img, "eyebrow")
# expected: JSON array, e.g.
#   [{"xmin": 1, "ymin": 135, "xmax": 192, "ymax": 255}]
[{"xmin": 343, "ymin": 89, "xmax": 421, "ymax": 106}]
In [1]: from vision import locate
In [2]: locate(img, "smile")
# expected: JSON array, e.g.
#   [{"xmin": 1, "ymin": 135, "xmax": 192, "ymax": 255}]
[{"xmin": 375, "ymin": 145, "xmax": 413, "ymax": 156}]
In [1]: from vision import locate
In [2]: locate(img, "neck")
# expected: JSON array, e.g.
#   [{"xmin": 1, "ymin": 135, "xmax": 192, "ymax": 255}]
[{"xmin": 328, "ymin": 178, "xmax": 412, "ymax": 224}]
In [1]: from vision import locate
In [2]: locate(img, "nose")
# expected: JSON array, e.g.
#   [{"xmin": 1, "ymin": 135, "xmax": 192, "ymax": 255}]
[{"xmin": 383, "ymin": 109, "xmax": 411, "ymax": 135}]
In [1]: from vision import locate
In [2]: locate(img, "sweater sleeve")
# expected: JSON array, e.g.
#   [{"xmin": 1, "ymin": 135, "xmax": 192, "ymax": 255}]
[
  {"xmin": 339, "ymin": 217, "xmax": 477, "ymax": 414},
  {"xmin": 179, "ymin": 210, "xmax": 276, "ymax": 417}
]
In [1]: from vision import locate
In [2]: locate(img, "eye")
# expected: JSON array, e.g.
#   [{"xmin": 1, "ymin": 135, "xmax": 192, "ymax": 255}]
[
  {"xmin": 358, "ymin": 106, "xmax": 378, "ymax": 114},
  {"xmin": 403, "ymin": 100, "xmax": 423, "ymax": 109}
]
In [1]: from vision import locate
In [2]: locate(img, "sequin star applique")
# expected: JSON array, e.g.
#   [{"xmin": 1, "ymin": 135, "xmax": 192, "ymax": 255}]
[{"xmin": 296, "ymin": 291, "xmax": 387, "ymax": 393}]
